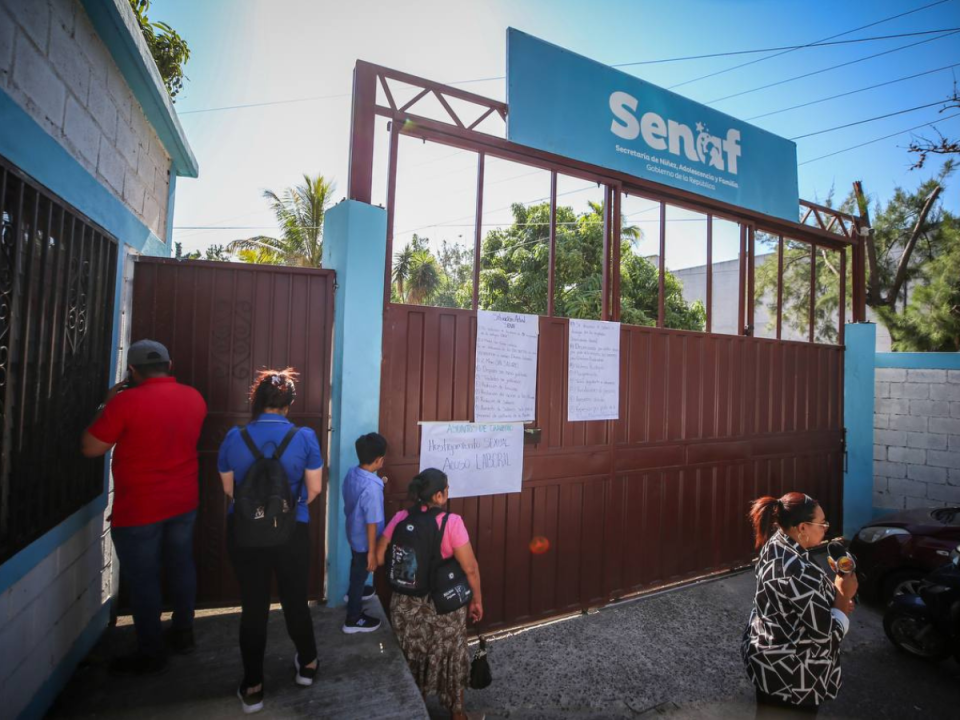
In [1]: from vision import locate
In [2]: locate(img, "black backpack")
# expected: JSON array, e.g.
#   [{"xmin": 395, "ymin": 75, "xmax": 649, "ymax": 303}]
[
  {"xmin": 233, "ymin": 426, "xmax": 301, "ymax": 548},
  {"xmin": 386, "ymin": 506, "xmax": 443, "ymax": 596}
]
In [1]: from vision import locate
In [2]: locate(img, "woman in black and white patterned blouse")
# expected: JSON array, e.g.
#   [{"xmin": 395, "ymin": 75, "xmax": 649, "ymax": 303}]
[{"xmin": 741, "ymin": 493, "xmax": 858, "ymax": 716}]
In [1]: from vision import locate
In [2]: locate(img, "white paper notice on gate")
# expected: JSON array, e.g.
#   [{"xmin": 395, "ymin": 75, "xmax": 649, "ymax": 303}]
[
  {"xmin": 567, "ymin": 318, "xmax": 620, "ymax": 422},
  {"xmin": 474, "ymin": 310, "xmax": 539, "ymax": 423},
  {"xmin": 419, "ymin": 422, "xmax": 524, "ymax": 499}
]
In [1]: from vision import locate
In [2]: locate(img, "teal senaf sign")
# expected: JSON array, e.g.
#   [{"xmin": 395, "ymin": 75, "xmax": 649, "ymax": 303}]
[{"xmin": 506, "ymin": 29, "xmax": 799, "ymax": 222}]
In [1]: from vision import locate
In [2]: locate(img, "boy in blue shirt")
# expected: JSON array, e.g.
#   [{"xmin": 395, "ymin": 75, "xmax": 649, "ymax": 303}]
[{"xmin": 342, "ymin": 432, "xmax": 388, "ymax": 633}]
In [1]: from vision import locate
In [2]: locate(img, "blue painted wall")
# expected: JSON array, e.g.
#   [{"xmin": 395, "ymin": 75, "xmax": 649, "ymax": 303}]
[
  {"xmin": 321, "ymin": 200, "xmax": 388, "ymax": 606},
  {"xmin": 843, "ymin": 323, "xmax": 876, "ymax": 537},
  {"xmin": 876, "ymin": 353, "xmax": 960, "ymax": 370}
]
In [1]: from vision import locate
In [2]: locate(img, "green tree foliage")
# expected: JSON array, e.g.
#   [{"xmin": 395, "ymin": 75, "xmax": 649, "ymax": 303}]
[
  {"xmin": 392, "ymin": 201, "xmax": 705, "ymax": 330},
  {"xmin": 128, "ymin": 1, "xmax": 190, "ymax": 100},
  {"xmin": 755, "ymin": 164, "xmax": 959, "ymax": 349},
  {"xmin": 175, "ymin": 242, "xmax": 230, "ymax": 261},
  {"xmin": 228, "ymin": 174, "xmax": 334, "ymax": 268}
]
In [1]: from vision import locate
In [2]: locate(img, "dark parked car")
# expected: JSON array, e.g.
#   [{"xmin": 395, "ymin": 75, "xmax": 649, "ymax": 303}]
[{"xmin": 851, "ymin": 506, "xmax": 960, "ymax": 603}]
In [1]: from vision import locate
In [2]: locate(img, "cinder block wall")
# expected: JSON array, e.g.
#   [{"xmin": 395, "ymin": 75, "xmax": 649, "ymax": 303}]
[
  {"xmin": 0, "ymin": 0, "xmax": 172, "ymax": 240},
  {"xmin": 874, "ymin": 368, "xmax": 960, "ymax": 510}
]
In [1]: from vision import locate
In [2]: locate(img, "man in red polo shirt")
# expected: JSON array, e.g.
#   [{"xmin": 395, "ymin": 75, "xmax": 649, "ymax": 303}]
[{"xmin": 82, "ymin": 339, "xmax": 207, "ymax": 675}]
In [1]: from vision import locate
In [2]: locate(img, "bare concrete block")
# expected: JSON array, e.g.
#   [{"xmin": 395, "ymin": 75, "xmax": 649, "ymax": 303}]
[
  {"xmin": 6, "ymin": 550, "xmax": 57, "ymax": 622},
  {"xmin": 875, "ymin": 460, "xmax": 907, "ymax": 479},
  {"xmin": 928, "ymin": 483, "xmax": 960, "ymax": 503},
  {"xmin": 72, "ymin": 4, "xmax": 111, "ymax": 84},
  {"xmin": 950, "ymin": 467, "xmax": 960, "ymax": 486},
  {"xmin": 874, "ymin": 429, "xmax": 905, "ymax": 447},
  {"xmin": 876, "ymin": 368, "xmax": 907, "ymax": 383},
  {"xmin": 907, "ymin": 464, "xmax": 947, "ymax": 485},
  {"xmin": 889, "ymin": 414, "xmax": 927, "ymax": 432},
  {"xmin": 875, "ymin": 382, "xmax": 890, "ymax": 399},
  {"xmin": 63, "ymin": 94, "xmax": 100, "ymax": 166},
  {"xmin": 949, "ymin": 435, "xmax": 960, "ymax": 452},
  {"xmin": 905, "ymin": 495, "xmax": 938, "ymax": 510},
  {"xmin": 949, "ymin": 370, "xmax": 960, "ymax": 384},
  {"xmin": 905, "ymin": 431, "xmax": 947, "ymax": 451},
  {"xmin": 874, "ymin": 492, "xmax": 905, "ymax": 510},
  {"xmin": 123, "ymin": 167, "xmax": 145, "ymax": 214},
  {"xmin": 874, "ymin": 444, "xmax": 886, "ymax": 461},
  {"xmin": 97, "ymin": 137, "xmax": 125, "ymax": 194},
  {"xmin": 48, "ymin": 19, "xmax": 90, "ymax": 104},
  {"xmin": 0, "ymin": 605, "xmax": 32, "ymax": 683},
  {"xmin": 1, "ymin": 630, "xmax": 53, "ymax": 720},
  {"xmin": 115, "ymin": 116, "xmax": 139, "ymax": 168},
  {"xmin": 908, "ymin": 369, "xmax": 947, "ymax": 384},
  {"xmin": 892, "ymin": 383, "xmax": 929, "ymax": 400},
  {"xmin": 931, "ymin": 417, "xmax": 960, "ymax": 436},
  {"xmin": 910, "ymin": 399, "xmax": 950, "ymax": 418},
  {"xmin": 49, "ymin": 0, "xmax": 76, "ymax": 34},
  {"xmin": 927, "ymin": 450, "xmax": 960, "ymax": 469},
  {"xmin": 142, "ymin": 192, "xmax": 161, "ymax": 236},
  {"xmin": 888, "ymin": 447, "xmax": 925, "ymax": 465},
  {"xmin": 8, "ymin": 0, "xmax": 50, "ymax": 53},
  {"xmin": 888, "ymin": 477, "xmax": 928, "ymax": 499},
  {"xmin": 0, "ymin": 8, "xmax": 14, "ymax": 80},
  {"xmin": 13, "ymin": 33, "xmax": 66, "ymax": 126},
  {"xmin": 877, "ymin": 398, "xmax": 909, "ymax": 416},
  {"xmin": 874, "ymin": 413, "xmax": 889, "ymax": 430},
  {"xmin": 87, "ymin": 77, "xmax": 118, "ymax": 141},
  {"xmin": 939, "ymin": 384, "xmax": 960, "ymax": 402}
]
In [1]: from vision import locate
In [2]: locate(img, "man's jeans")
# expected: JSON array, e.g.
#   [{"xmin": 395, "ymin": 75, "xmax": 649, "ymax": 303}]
[
  {"xmin": 111, "ymin": 509, "xmax": 197, "ymax": 657},
  {"xmin": 346, "ymin": 550, "xmax": 369, "ymax": 622}
]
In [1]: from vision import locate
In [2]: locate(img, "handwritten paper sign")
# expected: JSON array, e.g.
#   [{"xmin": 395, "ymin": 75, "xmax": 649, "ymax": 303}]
[
  {"xmin": 419, "ymin": 422, "xmax": 524, "ymax": 498},
  {"xmin": 568, "ymin": 319, "xmax": 620, "ymax": 421},
  {"xmin": 475, "ymin": 310, "xmax": 539, "ymax": 423}
]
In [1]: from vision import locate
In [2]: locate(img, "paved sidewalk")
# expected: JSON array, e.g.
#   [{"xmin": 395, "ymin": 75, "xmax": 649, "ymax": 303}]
[
  {"xmin": 50, "ymin": 598, "xmax": 428, "ymax": 720},
  {"xmin": 450, "ymin": 569, "xmax": 960, "ymax": 719}
]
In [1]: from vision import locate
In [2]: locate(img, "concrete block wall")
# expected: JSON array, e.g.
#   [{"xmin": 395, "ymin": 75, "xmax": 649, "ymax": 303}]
[
  {"xmin": 0, "ymin": 515, "xmax": 112, "ymax": 719},
  {"xmin": 0, "ymin": 0, "xmax": 172, "ymax": 241},
  {"xmin": 874, "ymin": 368, "xmax": 960, "ymax": 510}
]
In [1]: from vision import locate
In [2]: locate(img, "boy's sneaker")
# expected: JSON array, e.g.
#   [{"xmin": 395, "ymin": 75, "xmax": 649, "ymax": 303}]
[
  {"xmin": 164, "ymin": 626, "xmax": 195, "ymax": 655},
  {"xmin": 237, "ymin": 683, "xmax": 264, "ymax": 714},
  {"xmin": 342, "ymin": 612, "xmax": 382, "ymax": 634},
  {"xmin": 294, "ymin": 653, "xmax": 318, "ymax": 686},
  {"xmin": 342, "ymin": 585, "xmax": 377, "ymax": 604},
  {"xmin": 109, "ymin": 652, "xmax": 168, "ymax": 676}
]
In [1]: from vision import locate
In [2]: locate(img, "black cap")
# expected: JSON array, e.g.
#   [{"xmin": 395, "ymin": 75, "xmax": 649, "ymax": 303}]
[{"xmin": 127, "ymin": 339, "xmax": 170, "ymax": 366}]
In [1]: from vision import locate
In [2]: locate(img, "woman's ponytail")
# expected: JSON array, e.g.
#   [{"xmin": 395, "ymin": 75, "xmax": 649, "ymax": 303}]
[
  {"xmin": 748, "ymin": 496, "xmax": 781, "ymax": 550},
  {"xmin": 748, "ymin": 492, "xmax": 820, "ymax": 550},
  {"xmin": 407, "ymin": 468, "xmax": 448, "ymax": 506}
]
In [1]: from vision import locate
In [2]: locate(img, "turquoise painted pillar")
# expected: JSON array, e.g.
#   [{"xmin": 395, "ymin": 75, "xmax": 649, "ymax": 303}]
[
  {"xmin": 843, "ymin": 323, "xmax": 876, "ymax": 538},
  {"xmin": 322, "ymin": 200, "xmax": 387, "ymax": 607}
]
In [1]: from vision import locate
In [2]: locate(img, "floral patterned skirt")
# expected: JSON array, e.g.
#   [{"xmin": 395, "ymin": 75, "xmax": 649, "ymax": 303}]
[{"xmin": 390, "ymin": 593, "xmax": 469, "ymax": 713}]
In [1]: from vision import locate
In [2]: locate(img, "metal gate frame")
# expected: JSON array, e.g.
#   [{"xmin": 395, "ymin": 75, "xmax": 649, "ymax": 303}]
[
  {"xmin": 347, "ymin": 61, "xmax": 866, "ymax": 631},
  {"xmin": 130, "ymin": 257, "xmax": 335, "ymax": 607}
]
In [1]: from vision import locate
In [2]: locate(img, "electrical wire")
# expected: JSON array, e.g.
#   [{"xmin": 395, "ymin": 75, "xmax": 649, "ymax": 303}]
[
  {"xmin": 666, "ymin": 0, "xmax": 952, "ymax": 89},
  {"xmin": 798, "ymin": 111, "xmax": 960, "ymax": 164},
  {"xmin": 706, "ymin": 29, "xmax": 960, "ymax": 104},
  {"xmin": 790, "ymin": 100, "xmax": 951, "ymax": 139}
]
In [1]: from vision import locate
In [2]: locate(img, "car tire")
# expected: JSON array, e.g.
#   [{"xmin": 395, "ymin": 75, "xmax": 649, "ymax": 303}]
[
  {"xmin": 883, "ymin": 609, "xmax": 952, "ymax": 662},
  {"xmin": 881, "ymin": 569, "xmax": 925, "ymax": 604}
]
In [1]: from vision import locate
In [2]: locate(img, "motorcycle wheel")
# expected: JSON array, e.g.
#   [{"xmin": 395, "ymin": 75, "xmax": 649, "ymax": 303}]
[{"xmin": 883, "ymin": 610, "xmax": 952, "ymax": 661}]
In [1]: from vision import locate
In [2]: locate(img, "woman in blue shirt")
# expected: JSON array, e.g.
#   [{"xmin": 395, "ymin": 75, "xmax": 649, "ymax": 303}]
[{"xmin": 218, "ymin": 369, "xmax": 324, "ymax": 714}]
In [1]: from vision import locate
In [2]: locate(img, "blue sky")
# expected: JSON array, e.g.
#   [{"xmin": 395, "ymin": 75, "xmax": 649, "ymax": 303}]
[{"xmin": 159, "ymin": 0, "xmax": 960, "ymax": 267}]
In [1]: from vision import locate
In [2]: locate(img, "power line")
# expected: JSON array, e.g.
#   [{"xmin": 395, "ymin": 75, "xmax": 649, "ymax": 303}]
[
  {"xmin": 790, "ymin": 100, "xmax": 950, "ymax": 140},
  {"xmin": 706, "ymin": 29, "xmax": 960, "ymax": 104},
  {"xmin": 667, "ymin": 0, "xmax": 952, "ymax": 89},
  {"xmin": 745, "ymin": 61, "xmax": 960, "ymax": 121},
  {"xmin": 798, "ymin": 111, "xmax": 960, "ymax": 165}
]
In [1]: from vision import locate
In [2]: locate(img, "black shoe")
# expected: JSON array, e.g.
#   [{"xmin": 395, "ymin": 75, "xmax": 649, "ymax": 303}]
[
  {"xmin": 342, "ymin": 612, "xmax": 382, "ymax": 634},
  {"xmin": 342, "ymin": 585, "xmax": 377, "ymax": 604},
  {"xmin": 109, "ymin": 652, "xmax": 168, "ymax": 676},
  {"xmin": 165, "ymin": 627, "xmax": 195, "ymax": 655},
  {"xmin": 294, "ymin": 653, "xmax": 317, "ymax": 687},
  {"xmin": 237, "ymin": 683, "xmax": 264, "ymax": 714}
]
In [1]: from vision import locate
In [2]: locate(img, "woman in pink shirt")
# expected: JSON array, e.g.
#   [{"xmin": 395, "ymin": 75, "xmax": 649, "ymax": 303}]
[{"xmin": 376, "ymin": 469, "xmax": 483, "ymax": 720}]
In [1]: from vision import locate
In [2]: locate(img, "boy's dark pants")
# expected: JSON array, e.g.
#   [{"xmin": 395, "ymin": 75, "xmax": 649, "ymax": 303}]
[{"xmin": 346, "ymin": 550, "xmax": 369, "ymax": 622}]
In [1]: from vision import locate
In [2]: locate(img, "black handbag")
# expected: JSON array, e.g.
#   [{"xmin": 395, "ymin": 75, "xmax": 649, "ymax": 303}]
[
  {"xmin": 470, "ymin": 636, "xmax": 492, "ymax": 689},
  {"xmin": 430, "ymin": 513, "xmax": 473, "ymax": 614}
]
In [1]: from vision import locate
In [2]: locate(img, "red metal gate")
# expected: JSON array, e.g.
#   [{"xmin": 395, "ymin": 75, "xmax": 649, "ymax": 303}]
[
  {"xmin": 130, "ymin": 257, "xmax": 335, "ymax": 607},
  {"xmin": 349, "ymin": 62, "xmax": 863, "ymax": 631}
]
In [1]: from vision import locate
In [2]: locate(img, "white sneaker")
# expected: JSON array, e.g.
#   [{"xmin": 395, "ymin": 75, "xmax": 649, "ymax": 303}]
[
  {"xmin": 237, "ymin": 684, "xmax": 264, "ymax": 714},
  {"xmin": 294, "ymin": 653, "xmax": 317, "ymax": 687}
]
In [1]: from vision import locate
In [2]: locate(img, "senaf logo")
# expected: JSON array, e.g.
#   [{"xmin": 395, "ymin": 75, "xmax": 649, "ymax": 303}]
[{"xmin": 609, "ymin": 91, "xmax": 741, "ymax": 174}]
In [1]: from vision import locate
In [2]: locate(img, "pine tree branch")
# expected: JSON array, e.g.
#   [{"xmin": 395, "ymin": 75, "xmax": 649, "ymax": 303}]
[
  {"xmin": 852, "ymin": 181, "xmax": 881, "ymax": 305},
  {"xmin": 887, "ymin": 185, "xmax": 942, "ymax": 307}
]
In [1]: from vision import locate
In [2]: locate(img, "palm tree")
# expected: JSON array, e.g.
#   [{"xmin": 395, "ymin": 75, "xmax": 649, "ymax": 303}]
[
  {"xmin": 228, "ymin": 174, "xmax": 335, "ymax": 267},
  {"xmin": 406, "ymin": 250, "xmax": 440, "ymax": 305}
]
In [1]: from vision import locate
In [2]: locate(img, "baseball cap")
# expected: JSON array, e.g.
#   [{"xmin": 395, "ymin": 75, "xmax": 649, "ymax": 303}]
[{"xmin": 127, "ymin": 339, "xmax": 171, "ymax": 366}]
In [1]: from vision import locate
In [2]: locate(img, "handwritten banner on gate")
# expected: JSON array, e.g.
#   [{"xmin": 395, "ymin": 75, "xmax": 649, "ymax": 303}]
[
  {"xmin": 419, "ymin": 422, "xmax": 524, "ymax": 498},
  {"xmin": 567, "ymin": 319, "xmax": 620, "ymax": 421},
  {"xmin": 474, "ymin": 310, "xmax": 539, "ymax": 423}
]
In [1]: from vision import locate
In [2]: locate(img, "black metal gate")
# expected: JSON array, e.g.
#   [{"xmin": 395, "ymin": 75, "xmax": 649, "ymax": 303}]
[{"xmin": 0, "ymin": 155, "xmax": 118, "ymax": 563}]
